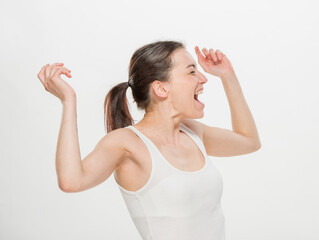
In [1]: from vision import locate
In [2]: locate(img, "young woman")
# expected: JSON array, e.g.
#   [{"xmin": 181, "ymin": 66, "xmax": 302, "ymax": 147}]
[{"xmin": 37, "ymin": 40, "xmax": 261, "ymax": 240}]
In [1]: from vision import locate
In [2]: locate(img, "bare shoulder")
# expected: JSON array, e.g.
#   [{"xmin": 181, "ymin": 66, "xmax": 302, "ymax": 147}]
[
  {"xmin": 106, "ymin": 126, "xmax": 141, "ymax": 168},
  {"xmin": 105, "ymin": 127, "xmax": 138, "ymax": 154},
  {"xmin": 181, "ymin": 119, "xmax": 205, "ymax": 141}
]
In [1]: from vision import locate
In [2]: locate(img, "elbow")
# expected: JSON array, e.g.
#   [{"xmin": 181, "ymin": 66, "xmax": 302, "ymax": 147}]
[
  {"xmin": 247, "ymin": 138, "xmax": 261, "ymax": 152},
  {"xmin": 254, "ymin": 142, "xmax": 262, "ymax": 151},
  {"xmin": 58, "ymin": 180, "xmax": 80, "ymax": 193},
  {"xmin": 249, "ymin": 136, "xmax": 261, "ymax": 151}
]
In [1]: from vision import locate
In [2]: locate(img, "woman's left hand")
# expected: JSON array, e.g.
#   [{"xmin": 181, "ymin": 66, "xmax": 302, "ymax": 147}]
[{"xmin": 195, "ymin": 46, "xmax": 235, "ymax": 78}]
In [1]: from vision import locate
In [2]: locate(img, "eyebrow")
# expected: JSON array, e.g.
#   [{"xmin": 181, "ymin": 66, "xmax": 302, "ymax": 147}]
[{"xmin": 185, "ymin": 64, "xmax": 197, "ymax": 69}]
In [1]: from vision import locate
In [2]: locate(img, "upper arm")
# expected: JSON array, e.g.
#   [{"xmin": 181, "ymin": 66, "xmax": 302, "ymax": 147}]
[
  {"xmin": 182, "ymin": 119, "xmax": 261, "ymax": 157},
  {"xmin": 65, "ymin": 128, "xmax": 129, "ymax": 193}
]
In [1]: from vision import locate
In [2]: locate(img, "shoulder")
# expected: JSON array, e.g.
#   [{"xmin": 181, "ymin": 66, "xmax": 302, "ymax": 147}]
[
  {"xmin": 103, "ymin": 126, "xmax": 142, "ymax": 169},
  {"xmin": 108, "ymin": 126, "xmax": 145, "ymax": 155},
  {"xmin": 105, "ymin": 127, "xmax": 139, "ymax": 149},
  {"xmin": 97, "ymin": 127, "xmax": 140, "ymax": 162},
  {"xmin": 181, "ymin": 119, "xmax": 205, "ymax": 141}
]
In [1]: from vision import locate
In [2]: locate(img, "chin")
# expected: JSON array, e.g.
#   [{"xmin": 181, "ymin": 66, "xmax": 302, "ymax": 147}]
[
  {"xmin": 195, "ymin": 111, "xmax": 204, "ymax": 119},
  {"xmin": 187, "ymin": 110, "xmax": 204, "ymax": 119}
]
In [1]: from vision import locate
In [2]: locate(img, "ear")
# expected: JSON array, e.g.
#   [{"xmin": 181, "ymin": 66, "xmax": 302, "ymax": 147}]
[{"xmin": 151, "ymin": 80, "xmax": 169, "ymax": 98}]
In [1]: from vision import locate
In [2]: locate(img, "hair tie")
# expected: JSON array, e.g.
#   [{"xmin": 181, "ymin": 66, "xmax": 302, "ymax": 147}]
[{"xmin": 127, "ymin": 81, "xmax": 132, "ymax": 88}]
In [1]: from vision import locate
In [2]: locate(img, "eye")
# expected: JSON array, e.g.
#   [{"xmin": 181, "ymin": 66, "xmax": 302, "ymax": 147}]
[{"xmin": 190, "ymin": 71, "xmax": 196, "ymax": 74}]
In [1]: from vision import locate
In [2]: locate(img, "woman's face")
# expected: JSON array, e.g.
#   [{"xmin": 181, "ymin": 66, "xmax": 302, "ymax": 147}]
[{"xmin": 166, "ymin": 48, "xmax": 208, "ymax": 119}]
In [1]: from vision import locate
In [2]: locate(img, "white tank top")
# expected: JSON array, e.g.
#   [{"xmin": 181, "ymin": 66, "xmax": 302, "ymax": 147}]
[{"xmin": 114, "ymin": 122, "xmax": 225, "ymax": 240}]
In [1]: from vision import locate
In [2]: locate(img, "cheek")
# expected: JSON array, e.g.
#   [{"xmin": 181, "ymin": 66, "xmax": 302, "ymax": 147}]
[
  {"xmin": 169, "ymin": 81, "xmax": 194, "ymax": 107},
  {"xmin": 172, "ymin": 91, "xmax": 194, "ymax": 108}
]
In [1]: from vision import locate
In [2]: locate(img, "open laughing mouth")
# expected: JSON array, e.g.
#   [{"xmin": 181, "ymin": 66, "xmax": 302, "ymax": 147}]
[{"xmin": 194, "ymin": 90, "xmax": 205, "ymax": 107}]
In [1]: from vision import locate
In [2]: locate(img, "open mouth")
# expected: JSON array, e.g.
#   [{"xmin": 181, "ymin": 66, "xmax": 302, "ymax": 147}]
[
  {"xmin": 194, "ymin": 90, "xmax": 203, "ymax": 101},
  {"xmin": 193, "ymin": 90, "xmax": 205, "ymax": 108}
]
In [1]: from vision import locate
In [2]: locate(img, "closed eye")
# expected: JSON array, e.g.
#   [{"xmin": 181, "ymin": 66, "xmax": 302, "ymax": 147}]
[{"xmin": 190, "ymin": 71, "xmax": 196, "ymax": 74}]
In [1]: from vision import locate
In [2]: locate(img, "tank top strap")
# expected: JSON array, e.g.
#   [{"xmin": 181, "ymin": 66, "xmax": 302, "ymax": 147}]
[
  {"xmin": 124, "ymin": 125, "xmax": 158, "ymax": 156},
  {"xmin": 126, "ymin": 123, "xmax": 208, "ymax": 160},
  {"xmin": 179, "ymin": 122, "xmax": 207, "ymax": 157}
]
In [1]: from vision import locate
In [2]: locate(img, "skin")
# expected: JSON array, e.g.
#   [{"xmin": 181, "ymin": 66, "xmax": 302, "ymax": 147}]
[
  {"xmin": 37, "ymin": 46, "xmax": 261, "ymax": 193},
  {"xmin": 135, "ymin": 47, "xmax": 209, "ymax": 145}
]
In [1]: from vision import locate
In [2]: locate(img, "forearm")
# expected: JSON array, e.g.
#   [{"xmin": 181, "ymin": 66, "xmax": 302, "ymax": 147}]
[
  {"xmin": 56, "ymin": 97, "xmax": 83, "ymax": 190},
  {"xmin": 220, "ymin": 71, "xmax": 261, "ymax": 146}
]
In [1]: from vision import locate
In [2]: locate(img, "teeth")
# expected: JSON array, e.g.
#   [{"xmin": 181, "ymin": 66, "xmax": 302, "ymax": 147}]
[{"xmin": 195, "ymin": 90, "xmax": 203, "ymax": 95}]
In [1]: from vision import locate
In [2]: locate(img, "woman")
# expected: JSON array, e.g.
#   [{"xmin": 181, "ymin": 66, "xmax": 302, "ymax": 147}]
[{"xmin": 37, "ymin": 40, "xmax": 261, "ymax": 240}]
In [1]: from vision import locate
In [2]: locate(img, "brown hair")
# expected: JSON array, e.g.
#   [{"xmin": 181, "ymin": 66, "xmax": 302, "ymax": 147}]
[{"xmin": 104, "ymin": 40, "xmax": 185, "ymax": 133}]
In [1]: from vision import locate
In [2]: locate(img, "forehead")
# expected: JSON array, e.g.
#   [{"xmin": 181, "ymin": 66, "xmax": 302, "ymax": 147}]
[{"xmin": 171, "ymin": 48, "xmax": 196, "ymax": 68}]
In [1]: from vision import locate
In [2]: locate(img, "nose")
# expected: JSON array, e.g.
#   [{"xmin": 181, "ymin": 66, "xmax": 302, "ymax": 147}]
[{"xmin": 197, "ymin": 71, "xmax": 208, "ymax": 84}]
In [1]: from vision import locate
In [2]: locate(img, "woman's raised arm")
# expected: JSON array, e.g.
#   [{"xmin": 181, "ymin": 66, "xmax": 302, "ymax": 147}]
[
  {"xmin": 56, "ymin": 99, "xmax": 128, "ymax": 193},
  {"xmin": 37, "ymin": 63, "xmax": 127, "ymax": 193}
]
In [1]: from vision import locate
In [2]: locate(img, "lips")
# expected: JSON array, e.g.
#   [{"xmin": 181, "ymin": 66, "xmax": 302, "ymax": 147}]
[
  {"xmin": 194, "ymin": 94, "xmax": 205, "ymax": 107},
  {"xmin": 195, "ymin": 87, "xmax": 204, "ymax": 94}
]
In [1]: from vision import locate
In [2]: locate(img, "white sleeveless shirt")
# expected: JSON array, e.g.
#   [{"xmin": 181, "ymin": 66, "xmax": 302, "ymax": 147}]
[{"xmin": 114, "ymin": 122, "xmax": 225, "ymax": 240}]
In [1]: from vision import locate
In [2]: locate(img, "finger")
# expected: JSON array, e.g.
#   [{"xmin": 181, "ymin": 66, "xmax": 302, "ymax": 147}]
[
  {"xmin": 51, "ymin": 62, "xmax": 64, "ymax": 67},
  {"xmin": 49, "ymin": 66, "xmax": 72, "ymax": 81},
  {"xmin": 52, "ymin": 67, "xmax": 72, "ymax": 79},
  {"xmin": 51, "ymin": 65, "xmax": 71, "ymax": 73},
  {"xmin": 216, "ymin": 50, "xmax": 222, "ymax": 60},
  {"xmin": 194, "ymin": 46, "xmax": 206, "ymax": 64},
  {"xmin": 44, "ymin": 63, "xmax": 63, "ymax": 80},
  {"xmin": 53, "ymin": 67, "xmax": 72, "ymax": 78},
  {"xmin": 45, "ymin": 63, "xmax": 64, "ymax": 79},
  {"xmin": 51, "ymin": 67, "xmax": 71, "ymax": 79},
  {"xmin": 209, "ymin": 49, "xmax": 218, "ymax": 62},
  {"xmin": 37, "ymin": 64, "xmax": 50, "ymax": 84},
  {"xmin": 202, "ymin": 48, "xmax": 214, "ymax": 62},
  {"xmin": 48, "ymin": 63, "xmax": 65, "ymax": 79},
  {"xmin": 44, "ymin": 65, "xmax": 51, "ymax": 81},
  {"xmin": 202, "ymin": 48, "xmax": 210, "ymax": 57}
]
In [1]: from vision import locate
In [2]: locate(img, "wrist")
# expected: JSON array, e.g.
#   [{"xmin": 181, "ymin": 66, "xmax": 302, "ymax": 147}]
[
  {"xmin": 61, "ymin": 95, "xmax": 77, "ymax": 105},
  {"xmin": 220, "ymin": 70, "xmax": 236, "ymax": 80}
]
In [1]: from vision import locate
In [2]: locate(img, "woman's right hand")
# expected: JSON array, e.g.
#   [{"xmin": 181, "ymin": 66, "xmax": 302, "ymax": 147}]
[{"xmin": 37, "ymin": 62, "xmax": 75, "ymax": 103}]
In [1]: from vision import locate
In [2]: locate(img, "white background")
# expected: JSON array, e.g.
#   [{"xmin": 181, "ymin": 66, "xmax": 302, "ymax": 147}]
[{"xmin": 1, "ymin": 0, "xmax": 318, "ymax": 239}]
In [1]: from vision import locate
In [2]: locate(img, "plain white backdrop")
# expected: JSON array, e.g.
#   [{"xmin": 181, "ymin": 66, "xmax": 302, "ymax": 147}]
[{"xmin": 1, "ymin": 0, "xmax": 318, "ymax": 239}]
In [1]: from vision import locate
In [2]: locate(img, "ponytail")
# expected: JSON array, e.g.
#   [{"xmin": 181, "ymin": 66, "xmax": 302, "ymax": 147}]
[{"xmin": 104, "ymin": 82, "xmax": 133, "ymax": 133}]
